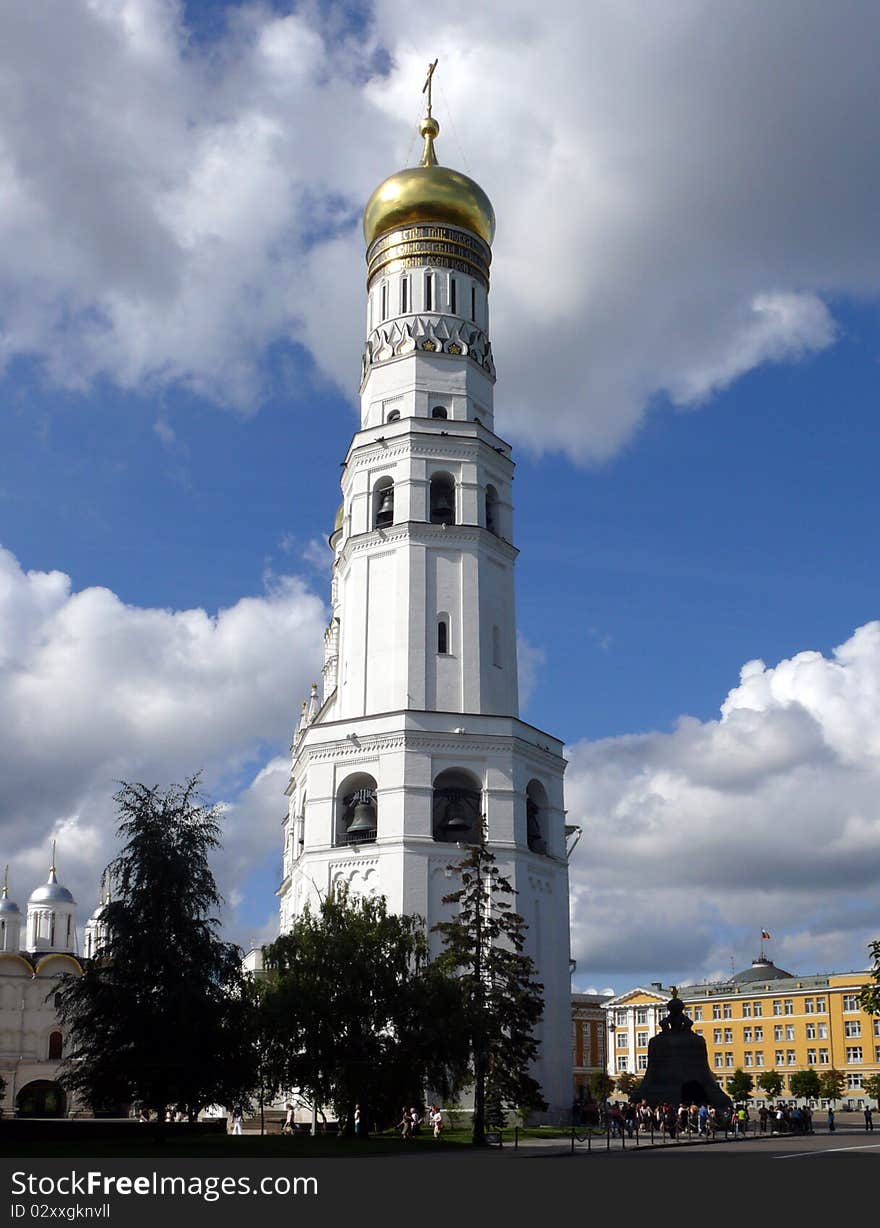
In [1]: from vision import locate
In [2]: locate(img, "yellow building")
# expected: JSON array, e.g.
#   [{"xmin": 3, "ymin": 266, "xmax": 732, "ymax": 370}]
[{"xmin": 601, "ymin": 957, "xmax": 880, "ymax": 1108}]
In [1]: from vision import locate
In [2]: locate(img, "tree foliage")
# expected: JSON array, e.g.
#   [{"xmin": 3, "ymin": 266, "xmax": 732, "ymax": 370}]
[
  {"xmin": 432, "ymin": 842, "xmax": 547, "ymax": 1144},
  {"xmin": 727, "ymin": 1068, "xmax": 754, "ymax": 1104},
  {"xmin": 614, "ymin": 1071, "xmax": 639, "ymax": 1097},
  {"xmin": 55, "ymin": 777, "xmax": 256, "ymax": 1123},
  {"xmin": 757, "ymin": 1069, "xmax": 783, "ymax": 1099},
  {"xmin": 590, "ymin": 1070, "xmax": 616, "ymax": 1103},
  {"xmin": 862, "ymin": 1073, "xmax": 880, "ymax": 1108},
  {"xmin": 818, "ymin": 1068, "xmax": 845, "ymax": 1102},
  {"xmin": 789, "ymin": 1068, "xmax": 821, "ymax": 1100},
  {"xmin": 859, "ymin": 939, "xmax": 880, "ymax": 1015},
  {"xmin": 260, "ymin": 887, "xmax": 469, "ymax": 1134}
]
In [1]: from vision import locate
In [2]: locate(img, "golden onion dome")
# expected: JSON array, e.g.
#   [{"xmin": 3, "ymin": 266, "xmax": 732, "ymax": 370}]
[{"xmin": 363, "ymin": 116, "xmax": 495, "ymax": 249}]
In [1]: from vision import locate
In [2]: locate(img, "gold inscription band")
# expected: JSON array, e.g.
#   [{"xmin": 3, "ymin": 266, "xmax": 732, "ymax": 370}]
[{"xmin": 367, "ymin": 223, "xmax": 491, "ymax": 290}]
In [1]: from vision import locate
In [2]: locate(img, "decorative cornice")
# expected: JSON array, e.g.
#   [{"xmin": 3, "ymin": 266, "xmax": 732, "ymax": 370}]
[
  {"xmin": 361, "ymin": 315, "xmax": 495, "ymax": 387},
  {"xmin": 337, "ymin": 521, "xmax": 519, "ymax": 569},
  {"xmin": 293, "ymin": 726, "xmax": 565, "ymax": 772}
]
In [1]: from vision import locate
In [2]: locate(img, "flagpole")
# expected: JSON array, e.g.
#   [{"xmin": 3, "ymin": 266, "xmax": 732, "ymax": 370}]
[{"xmin": 760, "ymin": 931, "xmax": 764, "ymax": 959}]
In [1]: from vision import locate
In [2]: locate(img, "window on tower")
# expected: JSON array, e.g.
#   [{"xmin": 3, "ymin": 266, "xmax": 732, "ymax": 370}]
[
  {"xmin": 373, "ymin": 477, "xmax": 394, "ymax": 529},
  {"xmin": 387, "ymin": 409, "xmax": 400, "ymax": 422},
  {"xmin": 381, "ymin": 282, "xmax": 388, "ymax": 321},
  {"xmin": 48, "ymin": 1031, "xmax": 63, "ymax": 1060},
  {"xmin": 401, "ymin": 276, "xmax": 409, "ymax": 314},
  {"xmin": 492, "ymin": 624, "xmax": 502, "ymax": 667},
  {"xmin": 437, "ymin": 616, "xmax": 450, "ymax": 655},
  {"xmin": 450, "ymin": 276, "xmax": 457, "ymax": 314},
  {"xmin": 526, "ymin": 779, "xmax": 548, "ymax": 854},
  {"xmin": 485, "ymin": 485, "xmax": 499, "ymax": 535},
  {"xmin": 425, "ymin": 272, "xmax": 433, "ymax": 311},
  {"xmin": 471, "ymin": 284, "xmax": 476, "ymax": 321},
  {"xmin": 429, "ymin": 472, "xmax": 455, "ymax": 525},
  {"xmin": 431, "ymin": 405, "xmax": 448, "ymax": 419}
]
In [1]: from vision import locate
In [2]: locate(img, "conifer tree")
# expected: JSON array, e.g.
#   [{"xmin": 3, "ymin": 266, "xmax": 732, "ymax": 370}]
[
  {"xmin": 432, "ymin": 841, "xmax": 547, "ymax": 1146},
  {"xmin": 55, "ymin": 777, "xmax": 256, "ymax": 1127}
]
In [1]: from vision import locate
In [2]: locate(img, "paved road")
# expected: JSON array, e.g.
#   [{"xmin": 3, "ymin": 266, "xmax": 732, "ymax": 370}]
[{"xmin": 506, "ymin": 1124, "xmax": 880, "ymax": 1161}]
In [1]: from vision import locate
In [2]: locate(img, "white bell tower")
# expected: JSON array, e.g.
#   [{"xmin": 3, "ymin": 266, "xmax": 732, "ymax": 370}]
[{"xmin": 278, "ymin": 78, "xmax": 573, "ymax": 1118}]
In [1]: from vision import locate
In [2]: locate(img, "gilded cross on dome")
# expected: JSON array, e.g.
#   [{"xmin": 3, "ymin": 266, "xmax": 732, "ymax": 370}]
[
  {"xmin": 418, "ymin": 59, "xmax": 440, "ymax": 167},
  {"xmin": 422, "ymin": 58, "xmax": 438, "ymax": 117}
]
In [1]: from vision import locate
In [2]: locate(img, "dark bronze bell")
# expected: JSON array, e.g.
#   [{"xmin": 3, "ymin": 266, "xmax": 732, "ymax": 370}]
[
  {"xmin": 347, "ymin": 797, "xmax": 377, "ymax": 832},
  {"xmin": 444, "ymin": 798, "xmax": 471, "ymax": 832},
  {"xmin": 432, "ymin": 492, "xmax": 453, "ymax": 523},
  {"xmin": 376, "ymin": 490, "xmax": 393, "ymax": 526}
]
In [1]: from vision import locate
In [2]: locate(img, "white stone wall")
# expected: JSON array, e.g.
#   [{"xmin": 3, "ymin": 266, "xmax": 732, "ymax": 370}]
[{"xmin": 0, "ymin": 954, "xmax": 81, "ymax": 1116}]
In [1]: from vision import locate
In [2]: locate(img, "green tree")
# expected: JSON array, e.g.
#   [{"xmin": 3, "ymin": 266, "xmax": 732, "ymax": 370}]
[
  {"xmin": 862, "ymin": 1073, "xmax": 880, "ymax": 1109},
  {"xmin": 818, "ymin": 1068, "xmax": 845, "ymax": 1104},
  {"xmin": 789, "ymin": 1068, "xmax": 821, "ymax": 1101},
  {"xmin": 432, "ymin": 841, "xmax": 547, "ymax": 1146},
  {"xmin": 261, "ymin": 887, "xmax": 468, "ymax": 1135},
  {"xmin": 590, "ymin": 1070, "xmax": 616, "ymax": 1103},
  {"xmin": 55, "ymin": 777, "xmax": 256, "ymax": 1127},
  {"xmin": 614, "ymin": 1071, "xmax": 639, "ymax": 1098},
  {"xmin": 757, "ymin": 1069, "xmax": 783, "ymax": 1099},
  {"xmin": 727, "ymin": 1068, "xmax": 754, "ymax": 1104},
  {"xmin": 859, "ymin": 939, "xmax": 880, "ymax": 1014}
]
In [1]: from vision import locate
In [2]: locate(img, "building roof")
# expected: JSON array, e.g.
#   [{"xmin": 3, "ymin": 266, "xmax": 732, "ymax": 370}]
[{"xmin": 731, "ymin": 957, "xmax": 795, "ymax": 984}]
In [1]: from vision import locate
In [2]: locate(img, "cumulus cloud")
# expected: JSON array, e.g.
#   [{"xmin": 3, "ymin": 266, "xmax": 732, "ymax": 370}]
[
  {"xmin": 0, "ymin": 544, "xmax": 326, "ymax": 938},
  {"xmin": 566, "ymin": 621, "xmax": 880, "ymax": 990},
  {"xmin": 1, "ymin": 2, "xmax": 878, "ymax": 460}
]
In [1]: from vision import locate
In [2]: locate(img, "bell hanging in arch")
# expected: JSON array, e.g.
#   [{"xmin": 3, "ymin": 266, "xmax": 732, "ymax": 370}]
[
  {"xmin": 347, "ymin": 795, "xmax": 377, "ymax": 833},
  {"xmin": 376, "ymin": 489, "xmax": 393, "ymax": 526},
  {"xmin": 443, "ymin": 796, "xmax": 471, "ymax": 833}
]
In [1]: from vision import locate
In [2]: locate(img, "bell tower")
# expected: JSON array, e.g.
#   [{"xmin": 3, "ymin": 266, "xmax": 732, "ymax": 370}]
[{"xmin": 278, "ymin": 72, "xmax": 573, "ymax": 1118}]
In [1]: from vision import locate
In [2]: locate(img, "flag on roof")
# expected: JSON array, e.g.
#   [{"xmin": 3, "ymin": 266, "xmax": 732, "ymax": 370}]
[{"xmin": 761, "ymin": 930, "xmax": 771, "ymax": 940}]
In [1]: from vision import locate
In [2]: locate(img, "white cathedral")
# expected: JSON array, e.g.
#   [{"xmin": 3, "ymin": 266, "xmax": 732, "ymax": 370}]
[
  {"xmin": 0, "ymin": 854, "xmax": 107, "ymax": 1117},
  {"xmin": 275, "ymin": 86, "xmax": 576, "ymax": 1118}
]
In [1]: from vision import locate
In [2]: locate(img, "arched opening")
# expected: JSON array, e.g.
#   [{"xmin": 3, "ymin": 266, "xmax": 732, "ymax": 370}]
[
  {"xmin": 433, "ymin": 769, "xmax": 482, "ymax": 843},
  {"xmin": 431, "ymin": 405, "xmax": 448, "ymax": 419},
  {"xmin": 429, "ymin": 472, "xmax": 455, "ymax": 526},
  {"xmin": 485, "ymin": 484, "xmax": 499, "ymax": 535},
  {"xmin": 437, "ymin": 616, "xmax": 450, "ymax": 655},
  {"xmin": 526, "ymin": 779, "xmax": 548, "ymax": 854},
  {"xmin": 48, "ymin": 1030, "xmax": 63, "ymax": 1060},
  {"xmin": 387, "ymin": 409, "xmax": 401, "ymax": 422},
  {"xmin": 336, "ymin": 772, "xmax": 378, "ymax": 846},
  {"xmin": 372, "ymin": 477, "xmax": 394, "ymax": 530},
  {"xmin": 16, "ymin": 1080, "xmax": 67, "ymax": 1118}
]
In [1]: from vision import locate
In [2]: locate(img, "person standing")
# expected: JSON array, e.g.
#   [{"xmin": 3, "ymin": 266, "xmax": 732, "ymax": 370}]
[
  {"xmin": 395, "ymin": 1107, "xmax": 411, "ymax": 1139},
  {"xmin": 354, "ymin": 1104, "xmax": 361, "ymax": 1136},
  {"xmin": 231, "ymin": 1106, "xmax": 244, "ymax": 1136},
  {"xmin": 864, "ymin": 1106, "xmax": 874, "ymax": 1132},
  {"xmin": 282, "ymin": 1103, "xmax": 294, "ymax": 1135},
  {"xmin": 430, "ymin": 1105, "xmax": 443, "ymax": 1138},
  {"xmin": 827, "ymin": 1106, "xmax": 835, "ymax": 1133}
]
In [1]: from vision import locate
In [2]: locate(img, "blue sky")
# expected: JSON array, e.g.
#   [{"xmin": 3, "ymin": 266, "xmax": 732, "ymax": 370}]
[{"xmin": 1, "ymin": 1, "xmax": 879, "ymax": 994}]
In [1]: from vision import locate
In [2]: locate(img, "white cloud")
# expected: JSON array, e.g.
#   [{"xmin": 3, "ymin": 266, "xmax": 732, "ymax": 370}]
[
  {"xmin": 566, "ymin": 620, "xmax": 880, "ymax": 989},
  {"xmin": 0, "ymin": 543, "xmax": 326, "ymax": 936},
  {"xmin": 0, "ymin": 2, "xmax": 878, "ymax": 460}
]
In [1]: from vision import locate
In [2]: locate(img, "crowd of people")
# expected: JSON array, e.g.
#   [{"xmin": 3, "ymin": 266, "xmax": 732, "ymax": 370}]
[{"xmin": 590, "ymin": 1099, "xmax": 822, "ymax": 1139}]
